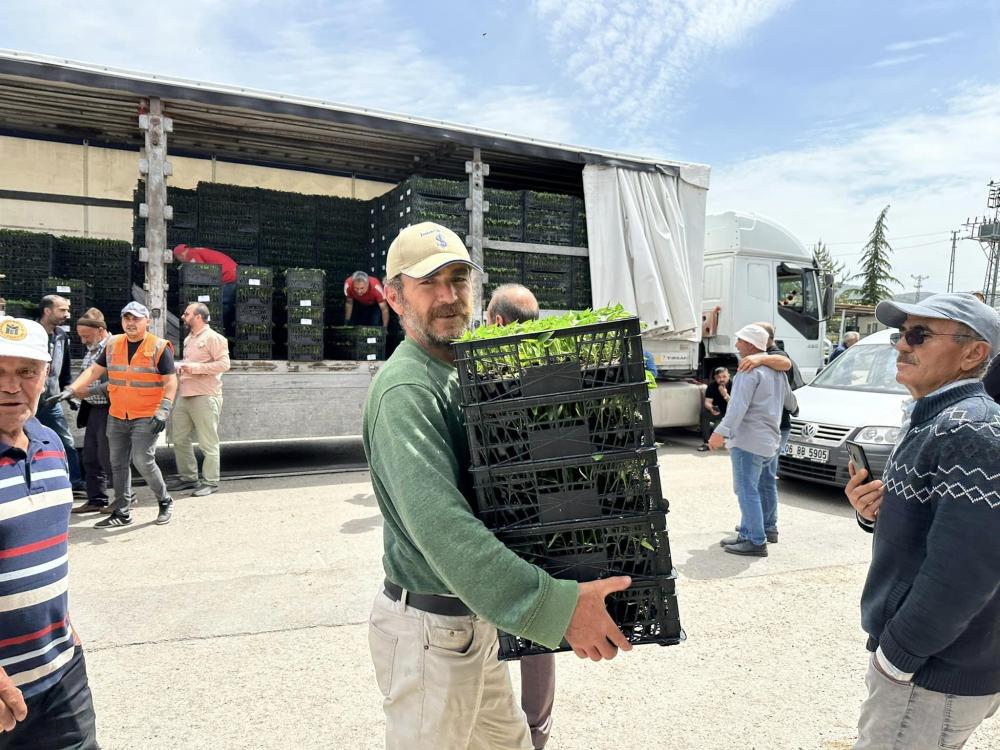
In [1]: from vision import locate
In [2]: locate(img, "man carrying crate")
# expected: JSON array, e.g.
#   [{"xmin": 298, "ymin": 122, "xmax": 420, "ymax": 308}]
[
  {"xmin": 365, "ymin": 222, "xmax": 632, "ymax": 750},
  {"xmin": 173, "ymin": 245, "xmax": 238, "ymax": 336},
  {"xmin": 344, "ymin": 270, "xmax": 389, "ymax": 329}
]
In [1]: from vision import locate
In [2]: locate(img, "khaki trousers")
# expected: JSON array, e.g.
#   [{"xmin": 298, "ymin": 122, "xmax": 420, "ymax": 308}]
[
  {"xmin": 368, "ymin": 588, "xmax": 533, "ymax": 750},
  {"xmin": 171, "ymin": 394, "xmax": 223, "ymax": 485}
]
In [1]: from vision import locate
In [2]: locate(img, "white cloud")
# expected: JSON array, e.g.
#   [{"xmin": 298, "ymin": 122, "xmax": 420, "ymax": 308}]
[
  {"xmin": 0, "ymin": 0, "xmax": 579, "ymax": 143},
  {"xmin": 533, "ymin": 0, "xmax": 793, "ymax": 139},
  {"xmin": 885, "ymin": 31, "xmax": 961, "ymax": 52},
  {"xmin": 707, "ymin": 83, "xmax": 1000, "ymax": 294},
  {"xmin": 870, "ymin": 53, "xmax": 928, "ymax": 68}
]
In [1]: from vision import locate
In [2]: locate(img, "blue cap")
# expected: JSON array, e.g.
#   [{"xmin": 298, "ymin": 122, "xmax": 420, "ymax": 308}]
[
  {"xmin": 875, "ymin": 293, "xmax": 1000, "ymax": 351},
  {"xmin": 120, "ymin": 301, "xmax": 150, "ymax": 319}
]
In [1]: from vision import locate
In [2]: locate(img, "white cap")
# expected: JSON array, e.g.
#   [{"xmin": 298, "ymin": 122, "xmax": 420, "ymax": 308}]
[
  {"xmin": 735, "ymin": 324, "xmax": 770, "ymax": 352},
  {"xmin": 0, "ymin": 317, "xmax": 51, "ymax": 362}
]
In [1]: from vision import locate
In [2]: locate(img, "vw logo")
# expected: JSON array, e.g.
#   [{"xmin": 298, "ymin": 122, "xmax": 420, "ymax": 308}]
[{"xmin": 800, "ymin": 423, "xmax": 819, "ymax": 439}]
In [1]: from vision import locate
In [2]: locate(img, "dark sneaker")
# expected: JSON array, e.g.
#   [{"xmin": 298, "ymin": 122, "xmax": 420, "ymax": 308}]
[
  {"xmin": 72, "ymin": 501, "xmax": 108, "ymax": 514},
  {"xmin": 95, "ymin": 512, "xmax": 133, "ymax": 528},
  {"xmin": 697, "ymin": 444, "xmax": 710, "ymax": 452},
  {"xmin": 72, "ymin": 486, "xmax": 89, "ymax": 499},
  {"xmin": 167, "ymin": 479, "xmax": 199, "ymax": 492},
  {"xmin": 724, "ymin": 540, "xmax": 768, "ymax": 557},
  {"xmin": 720, "ymin": 534, "xmax": 743, "ymax": 547},
  {"xmin": 155, "ymin": 501, "xmax": 173, "ymax": 525},
  {"xmin": 191, "ymin": 484, "xmax": 218, "ymax": 497},
  {"xmin": 733, "ymin": 526, "xmax": 778, "ymax": 544}
]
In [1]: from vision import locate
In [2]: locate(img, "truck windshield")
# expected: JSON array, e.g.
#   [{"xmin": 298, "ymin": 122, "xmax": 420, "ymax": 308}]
[{"xmin": 811, "ymin": 344, "xmax": 907, "ymax": 394}]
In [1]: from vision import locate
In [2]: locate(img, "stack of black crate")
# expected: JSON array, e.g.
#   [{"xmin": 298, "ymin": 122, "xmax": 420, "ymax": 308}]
[
  {"xmin": 454, "ymin": 317, "xmax": 682, "ymax": 659},
  {"xmin": 325, "ymin": 326, "xmax": 386, "ymax": 361},
  {"xmin": 233, "ymin": 266, "xmax": 274, "ymax": 360},
  {"xmin": 285, "ymin": 268, "xmax": 325, "ymax": 361},
  {"xmin": 178, "ymin": 263, "xmax": 223, "ymax": 350}
]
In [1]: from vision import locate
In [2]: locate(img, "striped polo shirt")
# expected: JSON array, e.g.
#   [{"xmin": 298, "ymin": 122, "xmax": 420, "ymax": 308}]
[{"xmin": 0, "ymin": 417, "xmax": 78, "ymax": 699}]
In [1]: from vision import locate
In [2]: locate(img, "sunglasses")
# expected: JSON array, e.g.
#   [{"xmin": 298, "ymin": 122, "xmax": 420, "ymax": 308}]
[{"xmin": 890, "ymin": 326, "xmax": 983, "ymax": 347}]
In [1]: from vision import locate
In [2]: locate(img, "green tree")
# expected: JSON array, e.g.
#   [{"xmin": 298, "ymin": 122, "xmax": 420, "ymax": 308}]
[
  {"xmin": 851, "ymin": 204, "xmax": 900, "ymax": 305},
  {"xmin": 813, "ymin": 239, "xmax": 849, "ymax": 294}
]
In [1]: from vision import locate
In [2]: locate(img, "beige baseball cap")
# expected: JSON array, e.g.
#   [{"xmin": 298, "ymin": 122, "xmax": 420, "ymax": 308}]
[
  {"xmin": 0, "ymin": 317, "xmax": 51, "ymax": 362},
  {"xmin": 386, "ymin": 222, "xmax": 483, "ymax": 280}
]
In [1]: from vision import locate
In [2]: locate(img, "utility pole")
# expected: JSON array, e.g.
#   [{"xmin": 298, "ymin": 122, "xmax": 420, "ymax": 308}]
[
  {"xmin": 138, "ymin": 98, "xmax": 173, "ymax": 337},
  {"xmin": 947, "ymin": 230, "xmax": 958, "ymax": 292},
  {"xmin": 963, "ymin": 180, "xmax": 1000, "ymax": 307},
  {"xmin": 465, "ymin": 147, "xmax": 488, "ymax": 326},
  {"xmin": 911, "ymin": 274, "xmax": 930, "ymax": 298}
]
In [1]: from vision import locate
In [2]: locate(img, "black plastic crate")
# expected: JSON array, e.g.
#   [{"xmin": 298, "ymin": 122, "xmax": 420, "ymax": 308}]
[
  {"xmin": 233, "ymin": 341, "xmax": 273, "ymax": 360},
  {"xmin": 495, "ymin": 512, "xmax": 671, "ymax": 583},
  {"xmin": 288, "ymin": 343, "xmax": 324, "ymax": 361},
  {"xmin": 464, "ymin": 382, "xmax": 654, "ymax": 467},
  {"xmin": 498, "ymin": 577, "xmax": 682, "ymax": 660},
  {"xmin": 454, "ymin": 317, "xmax": 645, "ymax": 404},
  {"xmin": 237, "ymin": 266, "xmax": 274, "ymax": 288},
  {"xmin": 179, "ymin": 263, "xmax": 222, "ymax": 287},
  {"xmin": 326, "ymin": 326, "xmax": 387, "ymax": 361},
  {"xmin": 285, "ymin": 268, "xmax": 326, "ymax": 291},
  {"xmin": 287, "ymin": 305, "xmax": 323, "ymax": 324},
  {"xmin": 287, "ymin": 324, "xmax": 323, "ymax": 345},
  {"xmin": 472, "ymin": 448, "xmax": 664, "ymax": 531},
  {"xmin": 179, "ymin": 285, "xmax": 222, "ymax": 307},
  {"xmin": 236, "ymin": 299, "xmax": 273, "ymax": 324},
  {"xmin": 235, "ymin": 322, "xmax": 273, "ymax": 342}
]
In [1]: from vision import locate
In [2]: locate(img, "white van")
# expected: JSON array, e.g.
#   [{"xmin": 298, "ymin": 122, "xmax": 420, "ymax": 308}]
[{"xmin": 777, "ymin": 328, "xmax": 910, "ymax": 487}]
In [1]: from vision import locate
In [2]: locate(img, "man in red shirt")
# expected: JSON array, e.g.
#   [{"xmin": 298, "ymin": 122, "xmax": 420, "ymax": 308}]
[
  {"xmin": 173, "ymin": 245, "xmax": 238, "ymax": 335},
  {"xmin": 344, "ymin": 271, "xmax": 389, "ymax": 328}
]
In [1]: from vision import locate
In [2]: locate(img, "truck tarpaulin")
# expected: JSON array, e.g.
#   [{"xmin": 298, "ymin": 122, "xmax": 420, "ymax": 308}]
[{"xmin": 582, "ymin": 163, "xmax": 708, "ymax": 341}]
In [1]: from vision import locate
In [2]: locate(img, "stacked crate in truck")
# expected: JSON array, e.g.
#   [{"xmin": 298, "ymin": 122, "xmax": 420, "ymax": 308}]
[
  {"xmin": 197, "ymin": 182, "xmax": 259, "ymax": 264},
  {"xmin": 325, "ymin": 325, "xmax": 385, "ymax": 361},
  {"xmin": 285, "ymin": 268, "xmax": 325, "ymax": 361},
  {"xmin": 51, "ymin": 237, "xmax": 132, "ymax": 330},
  {"xmin": 316, "ymin": 195, "xmax": 372, "ymax": 325},
  {"xmin": 484, "ymin": 187, "xmax": 525, "ymax": 242},
  {"xmin": 454, "ymin": 316, "xmax": 680, "ymax": 659},
  {"xmin": 259, "ymin": 189, "xmax": 316, "ymax": 268},
  {"xmin": 234, "ymin": 265, "xmax": 274, "ymax": 360},
  {"xmin": 0, "ymin": 230, "xmax": 51, "ymax": 303},
  {"xmin": 178, "ymin": 263, "xmax": 223, "ymax": 343},
  {"xmin": 42, "ymin": 278, "xmax": 90, "ymax": 358}
]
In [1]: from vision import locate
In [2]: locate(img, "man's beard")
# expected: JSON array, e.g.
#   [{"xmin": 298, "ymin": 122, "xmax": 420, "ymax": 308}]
[{"xmin": 399, "ymin": 297, "xmax": 470, "ymax": 347}]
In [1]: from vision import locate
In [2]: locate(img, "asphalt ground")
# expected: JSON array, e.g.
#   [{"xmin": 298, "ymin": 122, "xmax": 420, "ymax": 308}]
[{"xmin": 65, "ymin": 431, "xmax": 999, "ymax": 749}]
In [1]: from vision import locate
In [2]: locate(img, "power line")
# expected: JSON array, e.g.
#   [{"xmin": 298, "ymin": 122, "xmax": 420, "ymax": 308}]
[
  {"xmin": 822, "ymin": 230, "xmax": 951, "ymax": 246},
  {"xmin": 831, "ymin": 238, "xmax": 948, "ymax": 258}
]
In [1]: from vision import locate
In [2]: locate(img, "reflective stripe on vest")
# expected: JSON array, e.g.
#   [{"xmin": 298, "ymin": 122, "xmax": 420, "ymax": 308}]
[{"xmin": 107, "ymin": 333, "xmax": 172, "ymax": 419}]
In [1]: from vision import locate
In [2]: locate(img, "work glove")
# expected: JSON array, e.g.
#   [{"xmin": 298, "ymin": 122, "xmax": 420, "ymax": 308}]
[
  {"xmin": 149, "ymin": 398, "xmax": 173, "ymax": 435},
  {"xmin": 42, "ymin": 388, "xmax": 75, "ymax": 408}
]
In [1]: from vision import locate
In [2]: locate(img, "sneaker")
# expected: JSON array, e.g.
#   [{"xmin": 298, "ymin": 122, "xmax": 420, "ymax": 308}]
[
  {"xmin": 697, "ymin": 444, "xmax": 710, "ymax": 452},
  {"xmin": 733, "ymin": 526, "xmax": 778, "ymax": 544},
  {"xmin": 72, "ymin": 486, "xmax": 89, "ymax": 499},
  {"xmin": 155, "ymin": 501, "xmax": 173, "ymax": 525},
  {"xmin": 167, "ymin": 479, "xmax": 199, "ymax": 492},
  {"xmin": 191, "ymin": 484, "xmax": 218, "ymax": 497},
  {"xmin": 95, "ymin": 512, "xmax": 133, "ymax": 528},
  {"xmin": 724, "ymin": 540, "xmax": 768, "ymax": 557}
]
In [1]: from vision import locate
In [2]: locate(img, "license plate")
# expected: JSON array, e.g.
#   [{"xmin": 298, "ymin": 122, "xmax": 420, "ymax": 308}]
[{"xmin": 782, "ymin": 442, "xmax": 829, "ymax": 463}]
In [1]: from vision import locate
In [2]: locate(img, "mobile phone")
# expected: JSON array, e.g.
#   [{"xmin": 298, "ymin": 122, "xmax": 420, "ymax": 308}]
[{"xmin": 845, "ymin": 440, "xmax": 873, "ymax": 478}]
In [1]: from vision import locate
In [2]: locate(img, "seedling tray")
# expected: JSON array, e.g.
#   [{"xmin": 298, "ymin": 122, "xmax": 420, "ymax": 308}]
[
  {"xmin": 498, "ymin": 577, "xmax": 683, "ymax": 660},
  {"xmin": 472, "ymin": 448, "xmax": 665, "ymax": 531},
  {"xmin": 464, "ymin": 382, "xmax": 654, "ymax": 467},
  {"xmin": 454, "ymin": 317, "xmax": 645, "ymax": 404}
]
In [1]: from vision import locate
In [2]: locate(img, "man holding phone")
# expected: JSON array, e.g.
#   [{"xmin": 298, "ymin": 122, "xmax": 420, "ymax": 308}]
[{"xmin": 844, "ymin": 293, "xmax": 1000, "ymax": 749}]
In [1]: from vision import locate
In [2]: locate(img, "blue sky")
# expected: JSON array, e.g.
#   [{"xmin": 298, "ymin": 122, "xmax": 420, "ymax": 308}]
[{"xmin": 2, "ymin": 0, "xmax": 999, "ymax": 293}]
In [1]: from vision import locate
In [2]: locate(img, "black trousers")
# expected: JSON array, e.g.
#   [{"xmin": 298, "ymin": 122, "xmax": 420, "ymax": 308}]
[
  {"xmin": 81, "ymin": 405, "xmax": 112, "ymax": 506},
  {"xmin": 700, "ymin": 408, "xmax": 722, "ymax": 442},
  {"xmin": 0, "ymin": 648, "xmax": 98, "ymax": 750}
]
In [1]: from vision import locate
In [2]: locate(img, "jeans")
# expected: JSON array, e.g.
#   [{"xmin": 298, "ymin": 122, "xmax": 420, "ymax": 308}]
[
  {"xmin": 81, "ymin": 404, "xmax": 112, "ymax": 506},
  {"xmin": 855, "ymin": 653, "xmax": 1000, "ymax": 749},
  {"xmin": 35, "ymin": 400, "xmax": 82, "ymax": 486},
  {"xmin": 171, "ymin": 394, "xmax": 224, "ymax": 485},
  {"xmin": 0, "ymin": 647, "xmax": 98, "ymax": 750},
  {"xmin": 760, "ymin": 428, "xmax": 791, "ymax": 534},
  {"xmin": 106, "ymin": 415, "xmax": 170, "ymax": 514},
  {"xmin": 730, "ymin": 446, "xmax": 769, "ymax": 546},
  {"xmin": 222, "ymin": 281, "xmax": 236, "ymax": 337}
]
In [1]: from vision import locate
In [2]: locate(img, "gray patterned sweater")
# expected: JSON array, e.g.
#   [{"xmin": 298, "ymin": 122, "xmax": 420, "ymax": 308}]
[{"xmin": 860, "ymin": 381, "xmax": 1000, "ymax": 696}]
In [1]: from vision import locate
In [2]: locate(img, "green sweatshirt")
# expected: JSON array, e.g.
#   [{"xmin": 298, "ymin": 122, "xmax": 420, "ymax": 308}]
[{"xmin": 362, "ymin": 338, "xmax": 579, "ymax": 649}]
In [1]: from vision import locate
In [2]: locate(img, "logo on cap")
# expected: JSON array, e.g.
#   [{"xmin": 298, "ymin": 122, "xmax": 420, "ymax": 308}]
[
  {"xmin": 0, "ymin": 320, "xmax": 27, "ymax": 341},
  {"xmin": 435, "ymin": 231, "xmax": 448, "ymax": 249}
]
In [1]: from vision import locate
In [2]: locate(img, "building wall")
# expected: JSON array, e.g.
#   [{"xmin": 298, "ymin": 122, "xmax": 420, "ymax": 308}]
[{"xmin": 0, "ymin": 135, "xmax": 394, "ymax": 241}]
